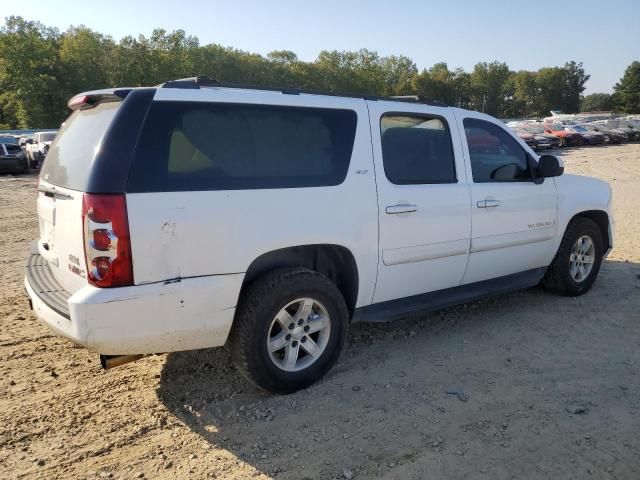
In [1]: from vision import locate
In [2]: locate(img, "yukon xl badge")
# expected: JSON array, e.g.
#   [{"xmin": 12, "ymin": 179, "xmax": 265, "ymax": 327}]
[{"xmin": 528, "ymin": 221, "xmax": 553, "ymax": 229}]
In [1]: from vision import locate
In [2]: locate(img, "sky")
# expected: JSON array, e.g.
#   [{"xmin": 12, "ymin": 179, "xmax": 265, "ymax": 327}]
[{"xmin": 1, "ymin": 0, "xmax": 639, "ymax": 94}]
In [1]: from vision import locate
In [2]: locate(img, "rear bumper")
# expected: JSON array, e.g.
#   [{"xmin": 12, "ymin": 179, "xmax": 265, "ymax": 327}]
[{"xmin": 25, "ymin": 252, "xmax": 243, "ymax": 354}]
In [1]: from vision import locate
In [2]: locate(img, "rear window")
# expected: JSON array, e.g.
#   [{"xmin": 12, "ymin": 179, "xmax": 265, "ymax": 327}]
[
  {"xmin": 127, "ymin": 102, "xmax": 358, "ymax": 192},
  {"xmin": 38, "ymin": 132, "xmax": 57, "ymax": 142},
  {"xmin": 40, "ymin": 102, "xmax": 121, "ymax": 190}
]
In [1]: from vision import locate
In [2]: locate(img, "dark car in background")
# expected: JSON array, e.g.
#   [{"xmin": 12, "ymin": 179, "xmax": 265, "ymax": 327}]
[
  {"xmin": 581, "ymin": 124, "xmax": 627, "ymax": 144},
  {"xmin": 595, "ymin": 120, "xmax": 640, "ymax": 141},
  {"xmin": 0, "ymin": 142, "xmax": 29, "ymax": 174},
  {"xmin": 563, "ymin": 125, "xmax": 606, "ymax": 146},
  {"xmin": 520, "ymin": 125, "xmax": 561, "ymax": 149},
  {"xmin": 513, "ymin": 128, "xmax": 539, "ymax": 149}
]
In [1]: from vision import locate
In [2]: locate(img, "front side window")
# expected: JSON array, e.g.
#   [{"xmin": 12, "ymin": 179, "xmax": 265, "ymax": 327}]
[
  {"xmin": 128, "ymin": 102, "xmax": 357, "ymax": 192},
  {"xmin": 380, "ymin": 115, "xmax": 456, "ymax": 185},
  {"xmin": 463, "ymin": 118, "xmax": 531, "ymax": 183}
]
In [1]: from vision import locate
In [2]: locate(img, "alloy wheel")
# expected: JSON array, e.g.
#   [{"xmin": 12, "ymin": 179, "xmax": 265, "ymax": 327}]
[
  {"xmin": 267, "ymin": 297, "xmax": 331, "ymax": 372},
  {"xmin": 569, "ymin": 235, "xmax": 595, "ymax": 283}
]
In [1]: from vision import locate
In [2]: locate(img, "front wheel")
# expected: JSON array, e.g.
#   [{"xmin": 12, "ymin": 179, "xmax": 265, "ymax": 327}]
[
  {"xmin": 542, "ymin": 217, "xmax": 604, "ymax": 296},
  {"xmin": 228, "ymin": 268, "xmax": 349, "ymax": 394}
]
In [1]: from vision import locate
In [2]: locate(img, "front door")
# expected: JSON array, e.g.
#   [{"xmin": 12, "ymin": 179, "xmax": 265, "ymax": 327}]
[
  {"xmin": 367, "ymin": 101, "xmax": 472, "ymax": 304},
  {"xmin": 455, "ymin": 113, "xmax": 558, "ymax": 284}
]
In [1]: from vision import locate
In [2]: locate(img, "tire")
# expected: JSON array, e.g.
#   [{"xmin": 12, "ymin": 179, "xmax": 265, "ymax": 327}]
[
  {"xmin": 228, "ymin": 268, "xmax": 349, "ymax": 394},
  {"xmin": 542, "ymin": 217, "xmax": 604, "ymax": 296}
]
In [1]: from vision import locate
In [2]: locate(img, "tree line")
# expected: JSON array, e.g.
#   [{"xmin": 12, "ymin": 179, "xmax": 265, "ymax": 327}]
[{"xmin": 0, "ymin": 16, "xmax": 638, "ymax": 129}]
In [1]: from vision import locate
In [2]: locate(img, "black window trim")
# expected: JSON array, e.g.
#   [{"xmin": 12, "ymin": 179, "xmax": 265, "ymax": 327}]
[
  {"xmin": 379, "ymin": 111, "xmax": 458, "ymax": 185},
  {"xmin": 462, "ymin": 117, "xmax": 536, "ymax": 184}
]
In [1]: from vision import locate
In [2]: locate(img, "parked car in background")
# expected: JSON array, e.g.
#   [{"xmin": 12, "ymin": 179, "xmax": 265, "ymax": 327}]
[
  {"xmin": 25, "ymin": 131, "xmax": 57, "ymax": 169},
  {"xmin": 544, "ymin": 123, "xmax": 582, "ymax": 146},
  {"xmin": 0, "ymin": 141, "xmax": 29, "ymax": 174},
  {"xmin": 581, "ymin": 124, "xmax": 627, "ymax": 144},
  {"xmin": 513, "ymin": 128, "xmax": 539, "ymax": 149},
  {"xmin": 563, "ymin": 125, "xmax": 605, "ymax": 146},
  {"xmin": 519, "ymin": 125, "xmax": 562, "ymax": 149},
  {"xmin": 19, "ymin": 135, "xmax": 34, "ymax": 149},
  {"xmin": 595, "ymin": 120, "xmax": 640, "ymax": 141}
]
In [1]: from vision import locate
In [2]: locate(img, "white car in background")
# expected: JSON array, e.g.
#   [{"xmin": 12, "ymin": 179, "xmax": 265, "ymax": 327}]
[{"xmin": 25, "ymin": 131, "xmax": 57, "ymax": 168}]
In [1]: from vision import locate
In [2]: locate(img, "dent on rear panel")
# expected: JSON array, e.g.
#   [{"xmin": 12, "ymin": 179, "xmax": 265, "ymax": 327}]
[{"xmin": 133, "ymin": 205, "xmax": 185, "ymax": 284}]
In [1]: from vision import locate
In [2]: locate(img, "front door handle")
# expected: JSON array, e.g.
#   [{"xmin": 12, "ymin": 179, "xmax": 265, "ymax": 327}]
[
  {"xmin": 477, "ymin": 199, "xmax": 501, "ymax": 208},
  {"xmin": 386, "ymin": 204, "xmax": 417, "ymax": 214}
]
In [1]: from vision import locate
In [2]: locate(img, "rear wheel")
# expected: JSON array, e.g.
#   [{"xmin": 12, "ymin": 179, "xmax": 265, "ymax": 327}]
[
  {"xmin": 542, "ymin": 217, "xmax": 604, "ymax": 296},
  {"xmin": 228, "ymin": 268, "xmax": 349, "ymax": 394}
]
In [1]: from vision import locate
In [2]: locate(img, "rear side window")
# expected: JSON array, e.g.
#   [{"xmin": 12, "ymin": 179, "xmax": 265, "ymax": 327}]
[
  {"xmin": 380, "ymin": 115, "xmax": 456, "ymax": 184},
  {"xmin": 40, "ymin": 102, "xmax": 121, "ymax": 190},
  {"xmin": 127, "ymin": 102, "xmax": 358, "ymax": 192}
]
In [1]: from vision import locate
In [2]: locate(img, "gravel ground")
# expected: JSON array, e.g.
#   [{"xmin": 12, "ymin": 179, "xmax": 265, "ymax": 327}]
[{"xmin": 1, "ymin": 144, "xmax": 639, "ymax": 480}]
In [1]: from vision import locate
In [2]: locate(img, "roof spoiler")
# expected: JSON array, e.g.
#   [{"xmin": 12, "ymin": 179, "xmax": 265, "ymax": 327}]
[{"xmin": 67, "ymin": 89, "xmax": 132, "ymax": 110}]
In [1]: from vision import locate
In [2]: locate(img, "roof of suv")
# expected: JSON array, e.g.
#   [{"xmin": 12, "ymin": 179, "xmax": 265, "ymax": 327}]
[{"xmin": 73, "ymin": 76, "xmax": 449, "ymax": 109}]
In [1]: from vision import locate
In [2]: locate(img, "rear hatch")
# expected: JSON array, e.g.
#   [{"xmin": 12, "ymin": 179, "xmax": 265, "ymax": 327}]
[{"xmin": 37, "ymin": 100, "xmax": 123, "ymax": 294}]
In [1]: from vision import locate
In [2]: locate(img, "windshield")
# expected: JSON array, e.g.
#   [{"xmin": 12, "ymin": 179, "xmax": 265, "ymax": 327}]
[
  {"xmin": 3, "ymin": 144, "xmax": 22, "ymax": 153},
  {"xmin": 524, "ymin": 126, "xmax": 545, "ymax": 134},
  {"xmin": 40, "ymin": 101, "xmax": 121, "ymax": 190},
  {"xmin": 572, "ymin": 126, "xmax": 587, "ymax": 132},
  {"xmin": 0, "ymin": 135, "xmax": 17, "ymax": 144}
]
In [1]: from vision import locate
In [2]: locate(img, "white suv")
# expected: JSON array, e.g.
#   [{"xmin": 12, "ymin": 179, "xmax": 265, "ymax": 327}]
[{"xmin": 25, "ymin": 77, "xmax": 613, "ymax": 393}]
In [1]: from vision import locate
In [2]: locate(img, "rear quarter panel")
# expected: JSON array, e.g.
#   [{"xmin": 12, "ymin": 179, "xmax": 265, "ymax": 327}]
[{"xmin": 126, "ymin": 89, "xmax": 379, "ymax": 307}]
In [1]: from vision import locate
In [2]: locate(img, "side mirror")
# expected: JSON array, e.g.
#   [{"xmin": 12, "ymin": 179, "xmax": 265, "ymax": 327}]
[{"xmin": 537, "ymin": 155, "xmax": 563, "ymax": 178}]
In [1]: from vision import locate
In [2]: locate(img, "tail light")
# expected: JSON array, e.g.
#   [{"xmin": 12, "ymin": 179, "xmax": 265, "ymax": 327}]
[{"xmin": 82, "ymin": 194, "xmax": 133, "ymax": 288}]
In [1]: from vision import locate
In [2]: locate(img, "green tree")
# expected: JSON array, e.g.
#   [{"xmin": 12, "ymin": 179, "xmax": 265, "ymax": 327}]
[
  {"xmin": 562, "ymin": 61, "xmax": 590, "ymax": 113},
  {"xmin": 59, "ymin": 27, "xmax": 113, "ymax": 93},
  {"xmin": 535, "ymin": 67, "xmax": 566, "ymax": 117},
  {"xmin": 613, "ymin": 61, "xmax": 640, "ymax": 113},
  {"xmin": 413, "ymin": 62, "xmax": 457, "ymax": 104},
  {"xmin": 0, "ymin": 16, "xmax": 605, "ymax": 128},
  {"xmin": 511, "ymin": 70, "xmax": 540, "ymax": 117},
  {"xmin": 0, "ymin": 16, "xmax": 63, "ymax": 128},
  {"xmin": 581, "ymin": 93, "xmax": 614, "ymax": 112},
  {"xmin": 469, "ymin": 61, "xmax": 511, "ymax": 116}
]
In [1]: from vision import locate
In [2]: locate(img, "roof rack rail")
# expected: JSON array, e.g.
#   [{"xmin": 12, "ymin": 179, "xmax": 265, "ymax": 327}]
[
  {"xmin": 161, "ymin": 76, "xmax": 221, "ymax": 89},
  {"xmin": 390, "ymin": 95, "xmax": 448, "ymax": 108},
  {"xmin": 159, "ymin": 76, "xmax": 448, "ymax": 107}
]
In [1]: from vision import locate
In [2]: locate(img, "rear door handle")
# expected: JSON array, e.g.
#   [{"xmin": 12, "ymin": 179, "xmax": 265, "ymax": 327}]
[
  {"xmin": 477, "ymin": 199, "xmax": 501, "ymax": 208},
  {"xmin": 386, "ymin": 204, "xmax": 417, "ymax": 214}
]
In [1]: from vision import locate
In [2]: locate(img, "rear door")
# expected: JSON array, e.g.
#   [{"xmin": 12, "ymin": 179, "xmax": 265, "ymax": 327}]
[
  {"xmin": 37, "ymin": 101, "xmax": 123, "ymax": 293},
  {"xmin": 367, "ymin": 101, "xmax": 472, "ymax": 303},
  {"xmin": 455, "ymin": 112, "xmax": 557, "ymax": 284}
]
